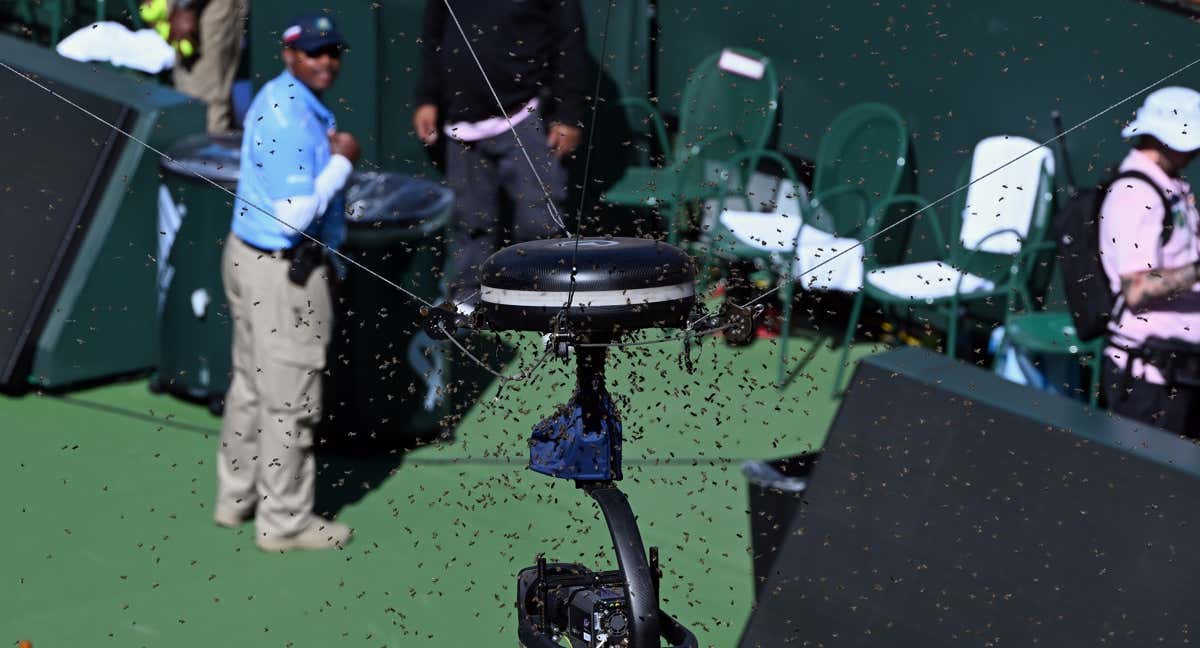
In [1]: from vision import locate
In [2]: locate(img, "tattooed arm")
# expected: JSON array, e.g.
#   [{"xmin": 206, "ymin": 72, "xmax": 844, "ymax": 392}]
[{"xmin": 1121, "ymin": 261, "xmax": 1200, "ymax": 309}]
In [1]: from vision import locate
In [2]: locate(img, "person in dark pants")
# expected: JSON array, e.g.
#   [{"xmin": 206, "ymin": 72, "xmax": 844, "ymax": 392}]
[
  {"xmin": 1099, "ymin": 87, "xmax": 1200, "ymax": 437},
  {"xmin": 412, "ymin": 0, "xmax": 589, "ymax": 311}
]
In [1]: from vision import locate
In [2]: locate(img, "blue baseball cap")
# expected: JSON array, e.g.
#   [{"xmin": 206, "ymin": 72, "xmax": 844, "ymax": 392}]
[{"xmin": 281, "ymin": 12, "xmax": 346, "ymax": 52}]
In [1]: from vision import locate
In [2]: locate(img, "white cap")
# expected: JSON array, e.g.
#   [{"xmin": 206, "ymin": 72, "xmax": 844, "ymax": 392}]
[{"xmin": 1121, "ymin": 86, "xmax": 1200, "ymax": 153}]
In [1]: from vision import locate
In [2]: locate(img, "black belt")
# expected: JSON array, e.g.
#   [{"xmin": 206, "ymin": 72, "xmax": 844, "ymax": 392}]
[
  {"xmin": 1141, "ymin": 336, "xmax": 1200, "ymax": 389},
  {"xmin": 1114, "ymin": 336, "xmax": 1200, "ymax": 394},
  {"xmin": 238, "ymin": 236, "xmax": 292, "ymax": 258},
  {"xmin": 234, "ymin": 235, "xmax": 327, "ymax": 285}
]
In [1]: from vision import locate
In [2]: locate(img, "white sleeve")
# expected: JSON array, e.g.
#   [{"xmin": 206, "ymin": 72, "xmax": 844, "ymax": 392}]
[
  {"xmin": 271, "ymin": 195, "xmax": 322, "ymax": 234},
  {"xmin": 314, "ymin": 154, "xmax": 354, "ymax": 207},
  {"xmin": 270, "ymin": 154, "xmax": 354, "ymax": 235}
]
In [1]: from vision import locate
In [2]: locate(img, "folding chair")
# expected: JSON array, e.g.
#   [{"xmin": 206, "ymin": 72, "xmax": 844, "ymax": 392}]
[
  {"xmin": 802, "ymin": 102, "xmax": 911, "ymax": 243},
  {"xmin": 602, "ymin": 48, "xmax": 778, "ymax": 244},
  {"xmin": 994, "ymin": 277, "xmax": 1105, "ymax": 406},
  {"xmin": 701, "ymin": 103, "xmax": 912, "ymax": 386},
  {"xmin": 699, "ymin": 149, "xmax": 862, "ymax": 387},
  {"xmin": 832, "ymin": 135, "xmax": 1057, "ymax": 393}
]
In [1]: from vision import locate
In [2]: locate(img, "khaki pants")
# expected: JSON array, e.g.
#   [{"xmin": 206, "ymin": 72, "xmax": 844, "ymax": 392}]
[
  {"xmin": 172, "ymin": 0, "xmax": 249, "ymax": 134},
  {"xmin": 217, "ymin": 235, "xmax": 333, "ymax": 539}
]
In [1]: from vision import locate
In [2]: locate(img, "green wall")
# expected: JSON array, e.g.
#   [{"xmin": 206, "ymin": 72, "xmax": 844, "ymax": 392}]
[{"xmin": 655, "ymin": 0, "xmax": 1200, "ymax": 210}]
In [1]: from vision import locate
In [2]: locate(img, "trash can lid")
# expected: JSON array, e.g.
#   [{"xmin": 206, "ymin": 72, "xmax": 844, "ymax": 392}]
[
  {"xmin": 741, "ymin": 459, "xmax": 810, "ymax": 492},
  {"xmin": 345, "ymin": 172, "xmax": 453, "ymax": 232},
  {"xmin": 160, "ymin": 133, "xmax": 241, "ymax": 186}
]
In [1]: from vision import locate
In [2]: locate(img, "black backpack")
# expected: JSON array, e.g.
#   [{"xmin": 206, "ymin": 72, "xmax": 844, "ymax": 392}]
[{"xmin": 1052, "ymin": 170, "xmax": 1176, "ymax": 342}]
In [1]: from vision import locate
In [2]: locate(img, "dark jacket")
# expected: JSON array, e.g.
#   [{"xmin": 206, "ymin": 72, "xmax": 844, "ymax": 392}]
[{"xmin": 414, "ymin": 0, "xmax": 589, "ymax": 128}]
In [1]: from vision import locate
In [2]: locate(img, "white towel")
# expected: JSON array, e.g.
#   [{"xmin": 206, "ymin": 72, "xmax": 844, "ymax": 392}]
[
  {"xmin": 57, "ymin": 22, "xmax": 176, "ymax": 74},
  {"xmin": 958, "ymin": 135, "xmax": 1055, "ymax": 254}
]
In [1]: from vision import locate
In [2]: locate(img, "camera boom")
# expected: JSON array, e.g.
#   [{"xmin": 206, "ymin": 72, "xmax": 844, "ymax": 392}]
[{"xmin": 422, "ymin": 237, "xmax": 721, "ymax": 647}]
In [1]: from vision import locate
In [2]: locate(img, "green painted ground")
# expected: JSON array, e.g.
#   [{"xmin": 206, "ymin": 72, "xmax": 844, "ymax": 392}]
[{"xmin": 1, "ymin": 332, "xmax": 877, "ymax": 647}]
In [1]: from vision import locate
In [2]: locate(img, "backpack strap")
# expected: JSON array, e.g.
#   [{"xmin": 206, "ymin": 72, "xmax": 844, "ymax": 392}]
[
  {"xmin": 1103, "ymin": 170, "xmax": 1187, "ymax": 344},
  {"xmin": 1110, "ymin": 169, "xmax": 1180, "ymax": 247}
]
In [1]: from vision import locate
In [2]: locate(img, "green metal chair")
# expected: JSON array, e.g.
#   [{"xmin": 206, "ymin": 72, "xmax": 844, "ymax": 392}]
[
  {"xmin": 832, "ymin": 135, "xmax": 1057, "ymax": 394},
  {"xmin": 699, "ymin": 149, "xmax": 807, "ymax": 270},
  {"xmin": 994, "ymin": 270, "xmax": 1105, "ymax": 407},
  {"xmin": 697, "ymin": 148, "xmax": 816, "ymax": 388},
  {"xmin": 700, "ymin": 103, "xmax": 911, "ymax": 387},
  {"xmin": 802, "ymin": 102, "xmax": 911, "ymax": 241},
  {"xmin": 602, "ymin": 47, "xmax": 778, "ymax": 244},
  {"xmin": 702, "ymin": 103, "xmax": 911, "ymax": 252}
]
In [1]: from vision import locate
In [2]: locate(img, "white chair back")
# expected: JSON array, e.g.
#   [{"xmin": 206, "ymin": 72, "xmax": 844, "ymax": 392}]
[{"xmin": 959, "ymin": 135, "xmax": 1055, "ymax": 254}]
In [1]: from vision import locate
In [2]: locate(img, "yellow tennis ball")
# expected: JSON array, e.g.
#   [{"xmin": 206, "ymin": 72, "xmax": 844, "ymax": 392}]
[
  {"xmin": 139, "ymin": 0, "xmax": 168, "ymax": 22},
  {"xmin": 178, "ymin": 39, "xmax": 195, "ymax": 58}
]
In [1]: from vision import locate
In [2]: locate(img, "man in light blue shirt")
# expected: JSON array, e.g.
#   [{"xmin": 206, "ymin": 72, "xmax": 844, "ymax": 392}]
[
  {"xmin": 231, "ymin": 24, "xmax": 354, "ymax": 251},
  {"xmin": 217, "ymin": 12, "xmax": 359, "ymax": 552}
]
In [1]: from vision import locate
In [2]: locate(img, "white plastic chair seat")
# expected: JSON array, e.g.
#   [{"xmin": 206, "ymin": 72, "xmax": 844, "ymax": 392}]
[
  {"xmin": 717, "ymin": 208, "xmax": 802, "ymax": 252},
  {"xmin": 865, "ymin": 260, "xmax": 995, "ymax": 302},
  {"xmin": 792, "ymin": 228, "xmax": 863, "ymax": 292},
  {"xmin": 717, "ymin": 207, "xmax": 864, "ymax": 292},
  {"xmin": 706, "ymin": 174, "xmax": 806, "ymax": 245}
]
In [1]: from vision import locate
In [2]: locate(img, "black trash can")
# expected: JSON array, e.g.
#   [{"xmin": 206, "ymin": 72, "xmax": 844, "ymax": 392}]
[
  {"xmin": 742, "ymin": 454, "xmax": 816, "ymax": 601},
  {"xmin": 322, "ymin": 172, "xmax": 455, "ymax": 452},
  {"xmin": 154, "ymin": 134, "xmax": 240, "ymax": 414}
]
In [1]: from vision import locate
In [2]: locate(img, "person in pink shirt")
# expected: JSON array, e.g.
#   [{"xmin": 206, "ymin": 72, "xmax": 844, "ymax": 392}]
[{"xmin": 1099, "ymin": 86, "xmax": 1200, "ymax": 436}]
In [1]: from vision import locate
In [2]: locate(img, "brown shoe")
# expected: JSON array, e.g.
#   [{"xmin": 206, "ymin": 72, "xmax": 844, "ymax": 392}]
[{"xmin": 255, "ymin": 517, "xmax": 353, "ymax": 552}]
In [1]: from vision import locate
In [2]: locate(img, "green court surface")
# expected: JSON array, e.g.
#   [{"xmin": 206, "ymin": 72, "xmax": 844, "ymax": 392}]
[{"xmin": 2, "ymin": 332, "xmax": 877, "ymax": 647}]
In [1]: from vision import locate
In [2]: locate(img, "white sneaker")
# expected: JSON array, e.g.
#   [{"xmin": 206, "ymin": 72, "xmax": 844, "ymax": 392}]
[{"xmin": 255, "ymin": 517, "xmax": 353, "ymax": 552}]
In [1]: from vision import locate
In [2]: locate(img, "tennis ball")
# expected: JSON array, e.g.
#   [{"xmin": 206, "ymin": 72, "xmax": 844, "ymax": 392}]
[
  {"xmin": 177, "ymin": 39, "xmax": 195, "ymax": 58},
  {"xmin": 139, "ymin": 0, "xmax": 168, "ymax": 23}
]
